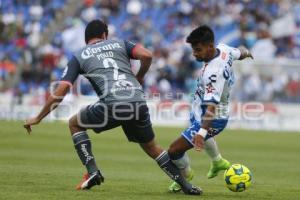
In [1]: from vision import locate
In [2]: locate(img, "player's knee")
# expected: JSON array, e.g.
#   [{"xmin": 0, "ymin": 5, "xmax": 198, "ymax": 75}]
[
  {"xmin": 168, "ymin": 143, "xmax": 184, "ymax": 160},
  {"xmin": 168, "ymin": 143, "xmax": 178, "ymax": 155},
  {"xmin": 68, "ymin": 115, "xmax": 84, "ymax": 134},
  {"xmin": 68, "ymin": 116, "xmax": 75, "ymax": 129},
  {"xmin": 141, "ymin": 140, "xmax": 163, "ymax": 159}
]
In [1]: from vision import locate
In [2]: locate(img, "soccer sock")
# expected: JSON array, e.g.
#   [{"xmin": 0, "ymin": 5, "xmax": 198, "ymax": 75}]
[
  {"xmin": 170, "ymin": 153, "xmax": 192, "ymax": 178},
  {"xmin": 155, "ymin": 151, "xmax": 192, "ymax": 190},
  {"xmin": 72, "ymin": 131, "xmax": 99, "ymax": 175},
  {"xmin": 204, "ymin": 137, "xmax": 222, "ymax": 161}
]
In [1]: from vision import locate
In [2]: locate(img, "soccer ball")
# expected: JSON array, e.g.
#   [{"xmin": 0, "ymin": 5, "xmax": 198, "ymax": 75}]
[{"xmin": 224, "ymin": 164, "xmax": 252, "ymax": 192}]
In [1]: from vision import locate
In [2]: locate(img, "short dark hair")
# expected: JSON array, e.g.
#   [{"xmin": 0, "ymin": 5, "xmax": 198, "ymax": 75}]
[
  {"xmin": 186, "ymin": 25, "xmax": 214, "ymax": 45},
  {"xmin": 85, "ymin": 19, "xmax": 108, "ymax": 44}
]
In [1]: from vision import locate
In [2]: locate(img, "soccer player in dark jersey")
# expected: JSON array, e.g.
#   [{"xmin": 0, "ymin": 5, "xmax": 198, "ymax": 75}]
[{"xmin": 23, "ymin": 19, "xmax": 201, "ymax": 195}]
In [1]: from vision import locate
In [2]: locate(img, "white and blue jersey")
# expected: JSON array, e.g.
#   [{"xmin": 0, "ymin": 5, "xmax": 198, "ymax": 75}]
[{"xmin": 182, "ymin": 44, "xmax": 241, "ymax": 145}]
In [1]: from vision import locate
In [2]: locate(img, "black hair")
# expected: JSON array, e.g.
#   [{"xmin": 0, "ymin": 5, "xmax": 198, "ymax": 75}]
[
  {"xmin": 85, "ymin": 19, "xmax": 108, "ymax": 44},
  {"xmin": 186, "ymin": 25, "xmax": 214, "ymax": 45}
]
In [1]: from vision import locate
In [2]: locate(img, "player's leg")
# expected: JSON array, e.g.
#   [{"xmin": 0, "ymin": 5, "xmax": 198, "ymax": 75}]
[
  {"xmin": 139, "ymin": 138, "xmax": 201, "ymax": 195},
  {"xmin": 167, "ymin": 136, "xmax": 194, "ymax": 192},
  {"xmin": 69, "ymin": 103, "xmax": 117, "ymax": 190},
  {"xmin": 121, "ymin": 102, "xmax": 202, "ymax": 195},
  {"xmin": 205, "ymin": 119, "xmax": 230, "ymax": 179},
  {"xmin": 69, "ymin": 114, "xmax": 99, "ymax": 175},
  {"xmin": 167, "ymin": 120, "xmax": 200, "ymax": 192},
  {"xmin": 205, "ymin": 137, "xmax": 230, "ymax": 178},
  {"xmin": 69, "ymin": 114, "xmax": 104, "ymax": 190}
]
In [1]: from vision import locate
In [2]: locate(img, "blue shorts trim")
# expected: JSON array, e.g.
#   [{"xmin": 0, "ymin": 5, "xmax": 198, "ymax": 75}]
[{"xmin": 181, "ymin": 118, "xmax": 228, "ymax": 146}]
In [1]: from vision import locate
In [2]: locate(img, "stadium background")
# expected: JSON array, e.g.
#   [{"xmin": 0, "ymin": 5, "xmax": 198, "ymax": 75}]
[
  {"xmin": 1, "ymin": 0, "xmax": 300, "ymax": 130},
  {"xmin": 0, "ymin": 1, "xmax": 300, "ymax": 200}
]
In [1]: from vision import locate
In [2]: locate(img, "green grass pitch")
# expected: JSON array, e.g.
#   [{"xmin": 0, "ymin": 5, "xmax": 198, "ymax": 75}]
[{"xmin": 0, "ymin": 120, "xmax": 299, "ymax": 200}]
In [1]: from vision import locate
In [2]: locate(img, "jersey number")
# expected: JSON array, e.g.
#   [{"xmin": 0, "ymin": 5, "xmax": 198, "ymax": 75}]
[{"xmin": 103, "ymin": 58, "xmax": 126, "ymax": 80}]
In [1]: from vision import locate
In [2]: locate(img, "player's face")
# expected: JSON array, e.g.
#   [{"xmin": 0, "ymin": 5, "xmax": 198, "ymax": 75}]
[{"xmin": 191, "ymin": 43, "xmax": 213, "ymax": 62}]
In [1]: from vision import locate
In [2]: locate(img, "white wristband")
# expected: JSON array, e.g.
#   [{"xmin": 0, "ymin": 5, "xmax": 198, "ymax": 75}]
[{"xmin": 196, "ymin": 128, "xmax": 208, "ymax": 138}]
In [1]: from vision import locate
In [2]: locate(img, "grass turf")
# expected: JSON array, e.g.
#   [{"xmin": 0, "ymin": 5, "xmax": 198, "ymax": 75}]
[{"xmin": 0, "ymin": 120, "xmax": 299, "ymax": 200}]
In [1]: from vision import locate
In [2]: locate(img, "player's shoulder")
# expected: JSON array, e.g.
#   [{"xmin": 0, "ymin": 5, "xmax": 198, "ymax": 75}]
[
  {"xmin": 205, "ymin": 44, "xmax": 229, "ymax": 73},
  {"xmin": 217, "ymin": 43, "xmax": 241, "ymax": 61},
  {"xmin": 217, "ymin": 43, "xmax": 233, "ymax": 51},
  {"xmin": 208, "ymin": 43, "xmax": 231, "ymax": 65},
  {"xmin": 72, "ymin": 47, "xmax": 85, "ymax": 62},
  {"xmin": 105, "ymin": 38, "xmax": 124, "ymax": 44},
  {"xmin": 103, "ymin": 39, "xmax": 130, "ymax": 50},
  {"xmin": 217, "ymin": 43, "xmax": 240, "ymax": 54},
  {"xmin": 105, "ymin": 38, "xmax": 128, "ymax": 46}
]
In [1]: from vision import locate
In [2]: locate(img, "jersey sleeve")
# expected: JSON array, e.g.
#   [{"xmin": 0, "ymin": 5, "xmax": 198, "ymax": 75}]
[
  {"xmin": 124, "ymin": 40, "xmax": 140, "ymax": 59},
  {"xmin": 60, "ymin": 56, "xmax": 81, "ymax": 85},
  {"xmin": 229, "ymin": 47, "xmax": 241, "ymax": 60},
  {"xmin": 203, "ymin": 68, "xmax": 226, "ymax": 104}
]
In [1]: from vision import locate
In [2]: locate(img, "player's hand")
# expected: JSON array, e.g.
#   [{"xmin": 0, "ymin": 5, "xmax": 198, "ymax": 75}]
[
  {"xmin": 239, "ymin": 46, "xmax": 253, "ymax": 60},
  {"xmin": 192, "ymin": 134, "xmax": 204, "ymax": 151},
  {"xmin": 23, "ymin": 117, "xmax": 40, "ymax": 134}
]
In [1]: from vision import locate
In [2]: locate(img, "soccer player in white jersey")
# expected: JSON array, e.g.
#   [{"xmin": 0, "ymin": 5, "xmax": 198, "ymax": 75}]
[{"xmin": 168, "ymin": 25, "xmax": 253, "ymax": 192}]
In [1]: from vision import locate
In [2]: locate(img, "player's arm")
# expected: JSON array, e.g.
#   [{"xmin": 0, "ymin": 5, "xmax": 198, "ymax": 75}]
[
  {"xmin": 23, "ymin": 82, "xmax": 71, "ymax": 133},
  {"xmin": 134, "ymin": 45, "xmax": 152, "ymax": 84},
  {"xmin": 38, "ymin": 83, "xmax": 70, "ymax": 121},
  {"xmin": 193, "ymin": 104, "xmax": 216, "ymax": 151},
  {"xmin": 124, "ymin": 40, "xmax": 152, "ymax": 84},
  {"xmin": 23, "ymin": 56, "xmax": 80, "ymax": 134}
]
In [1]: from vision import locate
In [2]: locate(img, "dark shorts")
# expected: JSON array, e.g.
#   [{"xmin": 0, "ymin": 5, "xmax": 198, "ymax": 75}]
[{"xmin": 78, "ymin": 101, "xmax": 154, "ymax": 143}]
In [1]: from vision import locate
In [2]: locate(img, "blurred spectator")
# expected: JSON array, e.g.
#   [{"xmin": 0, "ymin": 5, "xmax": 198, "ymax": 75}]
[
  {"xmin": 127, "ymin": 0, "xmax": 142, "ymax": 15},
  {"xmin": 286, "ymin": 74, "xmax": 300, "ymax": 102},
  {"xmin": 61, "ymin": 19, "xmax": 85, "ymax": 53},
  {"xmin": 251, "ymin": 23, "xmax": 277, "ymax": 60},
  {"xmin": 0, "ymin": 0, "xmax": 299, "ymax": 104}
]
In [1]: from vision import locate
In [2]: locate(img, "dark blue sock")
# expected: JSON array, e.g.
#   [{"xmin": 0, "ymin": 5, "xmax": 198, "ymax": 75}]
[
  {"xmin": 155, "ymin": 151, "xmax": 192, "ymax": 190},
  {"xmin": 72, "ymin": 131, "xmax": 98, "ymax": 175}
]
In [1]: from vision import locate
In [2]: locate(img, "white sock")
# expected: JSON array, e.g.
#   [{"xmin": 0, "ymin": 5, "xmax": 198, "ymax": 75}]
[
  {"xmin": 204, "ymin": 137, "xmax": 222, "ymax": 162},
  {"xmin": 171, "ymin": 153, "xmax": 192, "ymax": 177}
]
